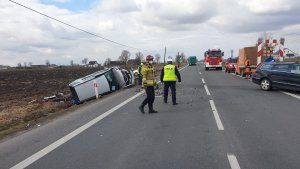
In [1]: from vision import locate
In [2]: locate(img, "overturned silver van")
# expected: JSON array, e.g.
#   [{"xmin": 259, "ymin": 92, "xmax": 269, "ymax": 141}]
[{"xmin": 69, "ymin": 67, "xmax": 135, "ymax": 103}]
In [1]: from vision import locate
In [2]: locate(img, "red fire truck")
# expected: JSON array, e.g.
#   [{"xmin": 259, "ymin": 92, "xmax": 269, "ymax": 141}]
[{"xmin": 204, "ymin": 49, "xmax": 224, "ymax": 70}]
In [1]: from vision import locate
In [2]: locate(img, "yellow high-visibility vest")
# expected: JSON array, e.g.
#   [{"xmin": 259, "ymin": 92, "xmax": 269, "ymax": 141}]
[{"xmin": 163, "ymin": 64, "xmax": 177, "ymax": 81}]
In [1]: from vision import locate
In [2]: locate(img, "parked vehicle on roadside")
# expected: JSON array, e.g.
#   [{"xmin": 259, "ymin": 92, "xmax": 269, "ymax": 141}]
[
  {"xmin": 252, "ymin": 62, "xmax": 300, "ymax": 91},
  {"xmin": 225, "ymin": 57, "xmax": 237, "ymax": 73}
]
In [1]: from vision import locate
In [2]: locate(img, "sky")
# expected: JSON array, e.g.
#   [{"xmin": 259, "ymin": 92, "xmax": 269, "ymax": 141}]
[{"xmin": 1, "ymin": 0, "xmax": 300, "ymax": 66}]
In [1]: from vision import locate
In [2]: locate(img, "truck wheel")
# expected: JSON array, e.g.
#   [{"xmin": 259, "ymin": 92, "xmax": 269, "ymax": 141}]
[
  {"xmin": 205, "ymin": 67, "xmax": 208, "ymax": 71},
  {"xmin": 260, "ymin": 78, "xmax": 272, "ymax": 91}
]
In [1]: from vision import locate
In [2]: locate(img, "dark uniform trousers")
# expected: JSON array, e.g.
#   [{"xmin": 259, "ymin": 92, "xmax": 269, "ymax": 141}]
[
  {"xmin": 141, "ymin": 86, "xmax": 155, "ymax": 110},
  {"xmin": 163, "ymin": 81, "xmax": 176, "ymax": 104}
]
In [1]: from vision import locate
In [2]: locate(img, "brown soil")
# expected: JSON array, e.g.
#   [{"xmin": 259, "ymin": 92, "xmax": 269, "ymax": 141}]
[{"xmin": 0, "ymin": 67, "xmax": 103, "ymax": 138}]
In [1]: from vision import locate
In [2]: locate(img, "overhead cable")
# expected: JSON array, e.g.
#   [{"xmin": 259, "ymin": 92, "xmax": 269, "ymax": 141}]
[{"xmin": 8, "ymin": 0, "xmax": 155, "ymax": 52}]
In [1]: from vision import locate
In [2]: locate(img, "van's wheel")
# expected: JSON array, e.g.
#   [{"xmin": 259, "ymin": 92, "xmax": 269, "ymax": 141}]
[
  {"xmin": 260, "ymin": 78, "xmax": 272, "ymax": 91},
  {"xmin": 205, "ymin": 67, "xmax": 208, "ymax": 71}
]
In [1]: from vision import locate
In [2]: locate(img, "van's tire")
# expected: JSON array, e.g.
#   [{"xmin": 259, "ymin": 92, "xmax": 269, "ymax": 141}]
[
  {"xmin": 205, "ymin": 67, "xmax": 208, "ymax": 71},
  {"xmin": 260, "ymin": 78, "xmax": 272, "ymax": 91}
]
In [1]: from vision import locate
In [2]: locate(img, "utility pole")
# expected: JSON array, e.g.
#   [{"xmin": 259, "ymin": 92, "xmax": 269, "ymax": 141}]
[
  {"xmin": 177, "ymin": 52, "xmax": 180, "ymax": 67},
  {"xmin": 231, "ymin": 49, "xmax": 233, "ymax": 58},
  {"xmin": 164, "ymin": 47, "xmax": 166, "ymax": 66}
]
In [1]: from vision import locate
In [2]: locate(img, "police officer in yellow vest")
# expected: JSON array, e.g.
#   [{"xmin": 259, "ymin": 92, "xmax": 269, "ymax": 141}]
[
  {"xmin": 138, "ymin": 55, "xmax": 158, "ymax": 114},
  {"xmin": 160, "ymin": 58, "xmax": 181, "ymax": 105}
]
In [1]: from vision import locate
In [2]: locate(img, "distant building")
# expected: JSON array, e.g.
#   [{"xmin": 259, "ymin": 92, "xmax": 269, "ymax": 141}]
[
  {"xmin": 31, "ymin": 65, "xmax": 48, "ymax": 69},
  {"xmin": 0, "ymin": 65, "xmax": 10, "ymax": 70},
  {"xmin": 88, "ymin": 61, "xmax": 99, "ymax": 67}
]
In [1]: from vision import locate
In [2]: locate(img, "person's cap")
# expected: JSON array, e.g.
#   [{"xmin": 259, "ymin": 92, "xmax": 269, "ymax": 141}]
[{"xmin": 167, "ymin": 58, "xmax": 172, "ymax": 62}]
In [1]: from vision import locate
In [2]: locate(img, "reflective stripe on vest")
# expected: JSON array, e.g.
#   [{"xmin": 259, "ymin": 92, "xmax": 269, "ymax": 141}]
[
  {"xmin": 163, "ymin": 64, "xmax": 176, "ymax": 81},
  {"xmin": 145, "ymin": 80, "xmax": 156, "ymax": 86}
]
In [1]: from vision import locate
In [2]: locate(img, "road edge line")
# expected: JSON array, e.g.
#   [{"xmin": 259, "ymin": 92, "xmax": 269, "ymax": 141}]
[
  {"xmin": 10, "ymin": 92, "xmax": 143, "ymax": 169},
  {"xmin": 281, "ymin": 91, "xmax": 300, "ymax": 100}
]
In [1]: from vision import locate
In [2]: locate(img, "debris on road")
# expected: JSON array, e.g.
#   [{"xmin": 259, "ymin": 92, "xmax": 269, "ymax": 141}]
[{"xmin": 43, "ymin": 93, "xmax": 70, "ymax": 102}]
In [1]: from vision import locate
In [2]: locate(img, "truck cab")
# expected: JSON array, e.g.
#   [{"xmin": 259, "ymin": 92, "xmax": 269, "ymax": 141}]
[
  {"xmin": 188, "ymin": 56, "xmax": 197, "ymax": 66},
  {"xmin": 204, "ymin": 49, "xmax": 224, "ymax": 70}
]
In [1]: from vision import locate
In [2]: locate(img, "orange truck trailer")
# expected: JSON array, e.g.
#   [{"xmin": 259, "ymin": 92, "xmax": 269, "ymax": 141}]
[{"xmin": 235, "ymin": 46, "xmax": 258, "ymax": 77}]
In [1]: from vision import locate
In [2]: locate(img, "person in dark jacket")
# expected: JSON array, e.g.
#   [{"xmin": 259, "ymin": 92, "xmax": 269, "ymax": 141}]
[{"xmin": 160, "ymin": 58, "xmax": 181, "ymax": 105}]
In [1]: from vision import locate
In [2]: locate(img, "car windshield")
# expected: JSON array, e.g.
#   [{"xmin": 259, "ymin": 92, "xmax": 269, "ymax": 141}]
[
  {"xmin": 208, "ymin": 51, "xmax": 222, "ymax": 56},
  {"xmin": 228, "ymin": 58, "xmax": 237, "ymax": 63}
]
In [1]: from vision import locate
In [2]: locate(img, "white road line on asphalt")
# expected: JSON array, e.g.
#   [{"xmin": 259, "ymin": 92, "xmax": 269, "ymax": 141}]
[
  {"xmin": 204, "ymin": 85, "xmax": 211, "ymax": 95},
  {"xmin": 227, "ymin": 154, "xmax": 241, "ymax": 169},
  {"xmin": 281, "ymin": 91, "xmax": 300, "ymax": 100},
  {"xmin": 10, "ymin": 92, "xmax": 144, "ymax": 169},
  {"xmin": 199, "ymin": 72, "xmax": 202, "ymax": 75},
  {"xmin": 179, "ymin": 65, "xmax": 188, "ymax": 71},
  {"xmin": 201, "ymin": 78, "xmax": 206, "ymax": 84},
  {"xmin": 209, "ymin": 100, "xmax": 224, "ymax": 130}
]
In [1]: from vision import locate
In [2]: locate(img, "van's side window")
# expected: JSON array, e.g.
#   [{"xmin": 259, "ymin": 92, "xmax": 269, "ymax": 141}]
[{"xmin": 291, "ymin": 64, "xmax": 300, "ymax": 74}]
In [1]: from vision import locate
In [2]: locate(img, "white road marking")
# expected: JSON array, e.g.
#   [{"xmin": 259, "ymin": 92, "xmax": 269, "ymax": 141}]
[
  {"xmin": 199, "ymin": 72, "xmax": 202, "ymax": 75},
  {"xmin": 10, "ymin": 92, "xmax": 144, "ymax": 169},
  {"xmin": 227, "ymin": 153, "xmax": 241, "ymax": 169},
  {"xmin": 204, "ymin": 85, "xmax": 211, "ymax": 95},
  {"xmin": 281, "ymin": 91, "xmax": 300, "ymax": 100},
  {"xmin": 209, "ymin": 100, "xmax": 224, "ymax": 130},
  {"xmin": 179, "ymin": 65, "xmax": 188, "ymax": 71},
  {"xmin": 201, "ymin": 78, "xmax": 206, "ymax": 84}
]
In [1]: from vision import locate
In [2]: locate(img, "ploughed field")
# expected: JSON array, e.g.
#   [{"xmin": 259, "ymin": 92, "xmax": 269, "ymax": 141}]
[{"xmin": 0, "ymin": 67, "xmax": 103, "ymax": 136}]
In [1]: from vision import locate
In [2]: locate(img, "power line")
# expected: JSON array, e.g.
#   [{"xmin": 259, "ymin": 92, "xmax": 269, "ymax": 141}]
[{"xmin": 8, "ymin": 0, "xmax": 155, "ymax": 52}]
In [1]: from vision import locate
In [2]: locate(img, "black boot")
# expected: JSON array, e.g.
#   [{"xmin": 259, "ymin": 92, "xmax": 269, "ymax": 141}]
[
  {"xmin": 149, "ymin": 105, "xmax": 158, "ymax": 113},
  {"xmin": 138, "ymin": 105, "xmax": 145, "ymax": 114}
]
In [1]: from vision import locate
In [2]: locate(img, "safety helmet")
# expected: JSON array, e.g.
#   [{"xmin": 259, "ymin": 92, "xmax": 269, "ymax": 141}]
[
  {"xmin": 146, "ymin": 55, "xmax": 154, "ymax": 61},
  {"xmin": 167, "ymin": 58, "xmax": 172, "ymax": 62}
]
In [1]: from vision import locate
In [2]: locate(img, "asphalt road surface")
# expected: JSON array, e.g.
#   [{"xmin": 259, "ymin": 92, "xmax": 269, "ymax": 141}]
[{"xmin": 1, "ymin": 63, "xmax": 300, "ymax": 169}]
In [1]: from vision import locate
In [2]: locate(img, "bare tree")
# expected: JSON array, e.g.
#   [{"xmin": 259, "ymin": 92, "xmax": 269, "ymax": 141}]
[
  {"xmin": 135, "ymin": 52, "xmax": 143, "ymax": 64},
  {"xmin": 28, "ymin": 62, "xmax": 32, "ymax": 67},
  {"xmin": 82, "ymin": 58, "xmax": 88, "ymax": 65},
  {"xmin": 45, "ymin": 60, "xmax": 50, "ymax": 67},
  {"xmin": 104, "ymin": 58, "xmax": 111, "ymax": 66},
  {"xmin": 17, "ymin": 62, "xmax": 22, "ymax": 68},
  {"xmin": 176, "ymin": 52, "xmax": 181, "ymax": 67},
  {"xmin": 70, "ymin": 60, "xmax": 74, "ymax": 67},
  {"xmin": 155, "ymin": 53, "xmax": 161, "ymax": 64},
  {"xmin": 180, "ymin": 52, "xmax": 186, "ymax": 63},
  {"xmin": 119, "ymin": 50, "xmax": 131, "ymax": 66}
]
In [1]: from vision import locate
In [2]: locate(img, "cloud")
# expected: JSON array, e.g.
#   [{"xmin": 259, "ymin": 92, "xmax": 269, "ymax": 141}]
[
  {"xmin": 98, "ymin": 0, "xmax": 139, "ymax": 13},
  {"xmin": 209, "ymin": 0, "xmax": 300, "ymax": 33},
  {"xmin": 135, "ymin": 0, "xmax": 217, "ymax": 31},
  {"xmin": 1, "ymin": 0, "xmax": 300, "ymax": 66},
  {"xmin": 237, "ymin": 0, "xmax": 292, "ymax": 14}
]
